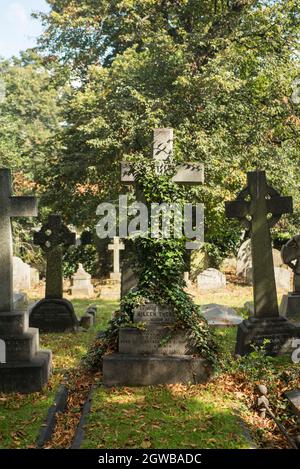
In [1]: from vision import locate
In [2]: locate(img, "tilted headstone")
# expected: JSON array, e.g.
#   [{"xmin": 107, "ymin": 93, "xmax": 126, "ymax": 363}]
[
  {"xmin": 280, "ymin": 235, "xmax": 300, "ymax": 322},
  {"xmin": 201, "ymin": 304, "xmax": 243, "ymax": 327},
  {"xmin": 103, "ymin": 129, "xmax": 210, "ymax": 386},
  {"xmin": 108, "ymin": 237, "xmax": 125, "ymax": 281},
  {"xmin": 0, "ymin": 169, "xmax": 51, "ymax": 393},
  {"xmin": 30, "ymin": 214, "xmax": 79, "ymax": 332},
  {"xmin": 226, "ymin": 170, "xmax": 298, "ymax": 355}
]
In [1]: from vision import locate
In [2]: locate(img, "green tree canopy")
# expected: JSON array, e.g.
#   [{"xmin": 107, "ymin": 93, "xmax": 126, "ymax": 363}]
[{"xmin": 33, "ymin": 1, "xmax": 300, "ymax": 253}]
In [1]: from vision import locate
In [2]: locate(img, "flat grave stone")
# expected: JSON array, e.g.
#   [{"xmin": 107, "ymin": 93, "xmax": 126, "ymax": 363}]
[{"xmin": 201, "ymin": 304, "xmax": 243, "ymax": 327}]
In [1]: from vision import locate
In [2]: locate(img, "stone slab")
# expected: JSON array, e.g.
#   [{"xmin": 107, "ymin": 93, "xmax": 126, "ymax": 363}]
[
  {"xmin": 121, "ymin": 266, "xmax": 139, "ymax": 298},
  {"xmin": 0, "ymin": 350, "xmax": 52, "ymax": 394},
  {"xmin": 197, "ymin": 268, "xmax": 226, "ymax": 290},
  {"xmin": 235, "ymin": 316, "xmax": 299, "ymax": 356},
  {"xmin": 13, "ymin": 256, "xmax": 31, "ymax": 291},
  {"xmin": 103, "ymin": 353, "xmax": 211, "ymax": 386},
  {"xmin": 2, "ymin": 328, "xmax": 39, "ymax": 363},
  {"xmin": 0, "ymin": 311, "xmax": 29, "ymax": 336},
  {"xmin": 285, "ymin": 389, "xmax": 300, "ymax": 417},
  {"xmin": 119, "ymin": 326, "xmax": 189, "ymax": 355},
  {"xmin": 29, "ymin": 299, "xmax": 78, "ymax": 332},
  {"xmin": 71, "ymin": 286, "xmax": 94, "ymax": 299},
  {"xmin": 110, "ymin": 272, "xmax": 121, "ymax": 281},
  {"xmin": 133, "ymin": 303, "xmax": 176, "ymax": 324},
  {"xmin": 280, "ymin": 294, "xmax": 300, "ymax": 322},
  {"xmin": 201, "ymin": 304, "xmax": 243, "ymax": 327}
]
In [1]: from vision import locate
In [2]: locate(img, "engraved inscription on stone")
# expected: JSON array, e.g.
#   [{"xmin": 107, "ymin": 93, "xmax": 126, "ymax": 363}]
[
  {"xmin": 119, "ymin": 326, "xmax": 188, "ymax": 355},
  {"xmin": 250, "ymin": 335, "xmax": 293, "ymax": 354},
  {"xmin": 133, "ymin": 303, "xmax": 176, "ymax": 324}
]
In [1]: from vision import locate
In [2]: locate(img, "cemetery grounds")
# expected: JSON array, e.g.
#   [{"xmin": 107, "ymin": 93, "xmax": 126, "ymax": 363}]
[{"xmin": 0, "ymin": 274, "xmax": 299, "ymax": 450}]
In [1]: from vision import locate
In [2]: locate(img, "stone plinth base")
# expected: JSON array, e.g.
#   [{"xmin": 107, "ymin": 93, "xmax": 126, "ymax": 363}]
[
  {"xmin": 71, "ymin": 287, "xmax": 94, "ymax": 299},
  {"xmin": 0, "ymin": 350, "xmax": 51, "ymax": 393},
  {"xmin": 280, "ymin": 293, "xmax": 300, "ymax": 322},
  {"xmin": 29, "ymin": 298, "xmax": 78, "ymax": 332},
  {"xmin": 235, "ymin": 316, "xmax": 299, "ymax": 356},
  {"xmin": 103, "ymin": 354, "xmax": 211, "ymax": 386},
  {"xmin": 110, "ymin": 272, "xmax": 121, "ymax": 281}
]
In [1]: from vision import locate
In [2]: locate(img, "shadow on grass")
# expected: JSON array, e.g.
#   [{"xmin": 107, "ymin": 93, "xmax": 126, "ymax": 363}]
[{"xmin": 82, "ymin": 384, "xmax": 250, "ymax": 449}]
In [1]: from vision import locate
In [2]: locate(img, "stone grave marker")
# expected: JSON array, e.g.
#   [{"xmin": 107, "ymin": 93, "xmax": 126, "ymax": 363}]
[
  {"xmin": 71, "ymin": 263, "xmax": 94, "ymax": 298},
  {"xmin": 103, "ymin": 302, "xmax": 210, "ymax": 386},
  {"xmin": 226, "ymin": 170, "xmax": 298, "ymax": 355},
  {"xmin": 285, "ymin": 389, "xmax": 300, "ymax": 418},
  {"xmin": 197, "ymin": 268, "xmax": 226, "ymax": 290},
  {"xmin": 0, "ymin": 169, "xmax": 51, "ymax": 393},
  {"xmin": 201, "ymin": 304, "xmax": 243, "ymax": 327},
  {"xmin": 108, "ymin": 237, "xmax": 125, "ymax": 281},
  {"xmin": 103, "ymin": 129, "xmax": 210, "ymax": 386},
  {"xmin": 119, "ymin": 128, "xmax": 204, "ymax": 299},
  {"xmin": 280, "ymin": 235, "xmax": 300, "ymax": 323},
  {"xmin": 30, "ymin": 214, "xmax": 79, "ymax": 332}
]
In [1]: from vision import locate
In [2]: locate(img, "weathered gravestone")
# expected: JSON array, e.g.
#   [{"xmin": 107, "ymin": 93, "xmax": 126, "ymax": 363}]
[
  {"xmin": 71, "ymin": 263, "xmax": 94, "ymax": 298},
  {"xmin": 103, "ymin": 302, "xmax": 211, "ymax": 386},
  {"xmin": 226, "ymin": 170, "xmax": 298, "ymax": 355},
  {"xmin": 280, "ymin": 235, "xmax": 300, "ymax": 322},
  {"xmin": 0, "ymin": 169, "xmax": 51, "ymax": 393},
  {"xmin": 201, "ymin": 304, "xmax": 243, "ymax": 327},
  {"xmin": 103, "ymin": 128, "xmax": 210, "ymax": 386},
  {"xmin": 197, "ymin": 268, "xmax": 226, "ymax": 290},
  {"xmin": 108, "ymin": 237, "xmax": 125, "ymax": 281},
  {"xmin": 30, "ymin": 214, "xmax": 79, "ymax": 332},
  {"xmin": 13, "ymin": 256, "xmax": 39, "ymax": 291}
]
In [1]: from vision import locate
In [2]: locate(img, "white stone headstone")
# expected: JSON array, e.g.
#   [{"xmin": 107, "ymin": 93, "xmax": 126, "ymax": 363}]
[
  {"xmin": 13, "ymin": 256, "xmax": 31, "ymax": 291},
  {"xmin": 197, "ymin": 268, "xmax": 226, "ymax": 290},
  {"xmin": 71, "ymin": 263, "xmax": 94, "ymax": 298}
]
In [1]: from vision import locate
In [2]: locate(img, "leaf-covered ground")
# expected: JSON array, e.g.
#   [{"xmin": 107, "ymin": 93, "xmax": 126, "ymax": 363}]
[
  {"xmin": 0, "ymin": 299, "xmax": 116, "ymax": 449},
  {"xmin": 0, "ymin": 283, "xmax": 299, "ymax": 449},
  {"xmin": 81, "ymin": 384, "xmax": 251, "ymax": 449}
]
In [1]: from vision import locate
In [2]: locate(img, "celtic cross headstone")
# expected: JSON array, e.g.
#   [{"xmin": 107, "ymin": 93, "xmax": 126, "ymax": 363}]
[
  {"xmin": 226, "ymin": 170, "xmax": 298, "ymax": 355},
  {"xmin": 30, "ymin": 214, "xmax": 78, "ymax": 332}
]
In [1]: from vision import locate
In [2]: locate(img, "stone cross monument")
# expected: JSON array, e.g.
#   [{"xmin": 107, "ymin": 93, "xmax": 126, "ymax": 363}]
[
  {"xmin": 226, "ymin": 170, "xmax": 298, "ymax": 355},
  {"xmin": 30, "ymin": 214, "xmax": 79, "ymax": 332},
  {"xmin": 34, "ymin": 215, "xmax": 76, "ymax": 299},
  {"xmin": 103, "ymin": 129, "xmax": 210, "ymax": 386},
  {"xmin": 0, "ymin": 169, "xmax": 51, "ymax": 393},
  {"xmin": 120, "ymin": 128, "xmax": 205, "ymax": 298},
  {"xmin": 108, "ymin": 237, "xmax": 125, "ymax": 281}
]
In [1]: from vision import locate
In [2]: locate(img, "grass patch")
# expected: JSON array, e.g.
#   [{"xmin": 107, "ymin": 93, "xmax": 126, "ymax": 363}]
[
  {"xmin": 82, "ymin": 384, "xmax": 250, "ymax": 449},
  {"xmin": 0, "ymin": 299, "xmax": 117, "ymax": 449}
]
